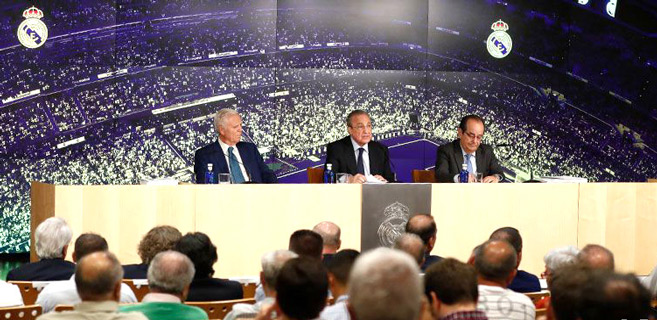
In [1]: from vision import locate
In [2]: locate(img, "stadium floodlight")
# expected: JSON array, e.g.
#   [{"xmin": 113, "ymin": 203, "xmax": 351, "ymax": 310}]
[{"xmin": 606, "ymin": 0, "xmax": 618, "ymax": 17}]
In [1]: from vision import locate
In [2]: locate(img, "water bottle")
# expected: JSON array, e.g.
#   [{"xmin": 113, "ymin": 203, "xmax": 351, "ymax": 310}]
[
  {"xmin": 324, "ymin": 163, "xmax": 336, "ymax": 184},
  {"xmin": 205, "ymin": 163, "xmax": 216, "ymax": 184},
  {"xmin": 459, "ymin": 163, "xmax": 469, "ymax": 183}
]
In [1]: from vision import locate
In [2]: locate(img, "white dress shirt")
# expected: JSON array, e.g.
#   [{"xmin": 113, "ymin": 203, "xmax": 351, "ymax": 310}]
[
  {"xmin": 350, "ymin": 137, "xmax": 371, "ymax": 176},
  {"xmin": 0, "ymin": 280, "xmax": 23, "ymax": 307},
  {"xmin": 36, "ymin": 276, "xmax": 137, "ymax": 313},
  {"xmin": 218, "ymin": 138, "xmax": 250, "ymax": 182}
]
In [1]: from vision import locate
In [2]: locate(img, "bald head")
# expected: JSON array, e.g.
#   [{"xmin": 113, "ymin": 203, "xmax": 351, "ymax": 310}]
[
  {"xmin": 75, "ymin": 251, "xmax": 123, "ymax": 301},
  {"xmin": 313, "ymin": 221, "xmax": 341, "ymax": 253},
  {"xmin": 405, "ymin": 214, "xmax": 436, "ymax": 253},
  {"xmin": 393, "ymin": 233, "xmax": 425, "ymax": 266},
  {"xmin": 148, "ymin": 250, "xmax": 195, "ymax": 296},
  {"xmin": 578, "ymin": 244, "xmax": 615, "ymax": 270},
  {"xmin": 474, "ymin": 240, "xmax": 517, "ymax": 286}
]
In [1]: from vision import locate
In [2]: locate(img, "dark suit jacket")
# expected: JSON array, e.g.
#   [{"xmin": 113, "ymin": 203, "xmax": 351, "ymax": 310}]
[
  {"xmin": 186, "ymin": 277, "xmax": 244, "ymax": 302},
  {"xmin": 508, "ymin": 270, "xmax": 542, "ymax": 293},
  {"xmin": 421, "ymin": 254, "xmax": 443, "ymax": 272},
  {"xmin": 194, "ymin": 141, "xmax": 277, "ymax": 184},
  {"xmin": 122, "ymin": 263, "xmax": 148, "ymax": 279},
  {"xmin": 6, "ymin": 258, "xmax": 75, "ymax": 281},
  {"xmin": 325, "ymin": 136, "xmax": 395, "ymax": 182},
  {"xmin": 434, "ymin": 139, "xmax": 503, "ymax": 182}
]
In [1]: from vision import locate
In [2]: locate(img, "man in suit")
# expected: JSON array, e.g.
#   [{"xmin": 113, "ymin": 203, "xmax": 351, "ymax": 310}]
[
  {"xmin": 435, "ymin": 114, "xmax": 503, "ymax": 183},
  {"xmin": 194, "ymin": 108, "xmax": 277, "ymax": 184},
  {"xmin": 7, "ymin": 217, "xmax": 75, "ymax": 281},
  {"xmin": 325, "ymin": 110, "xmax": 394, "ymax": 183}
]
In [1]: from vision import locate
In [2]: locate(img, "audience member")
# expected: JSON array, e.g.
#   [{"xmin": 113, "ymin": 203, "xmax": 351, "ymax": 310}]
[
  {"xmin": 174, "ymin": 232, "xmax": 242, "ymax": 301},
  {"xmin": 288, "ymin": 229, "xmax": 323, "ymax": 260},
  {"xmin": 535, "ymin": 245, "xmax": 579, "ymax": 309},
  {"xmin": 120, "ymin": 251, "xmax": 208, "ymax": 320},
  {"xmin": 548, "ymin": 264, "xmax": 591, "ymax": 320},
  {"xmin": 393, "ymin": 233, "xmax": 426, "ymax": 267},
  {"xmin": 320, "ymin": 249, "xmax": 360, "ymax": 320},
  {"xmin": 124, "ymin": 226, "xmax": 182, "ymax": 279},
  {"xmin": 578, "ymin": 270, "xmax": 651, "ymax": 320},
  {"xmin": 489, "ymin": 227, "xmax": 540, "ymax": 292},
  {"xmin": 224, "ymin": 250, "xmax": 298, "ymax": 320},
  {"xmin": 577, "ymin": 244, "xmax": 615, "ymax": 270},
  {"xmin": 473, "ymin": 240, "xmax": 535, "ymax": 320},
  {"xmin": 405, "ymin": 214, "xmax": 443, "ymax": 271},
  {"xmin": 37, "ymin": 251, "xmax": 147, "ymax": 320},
  {"xmin": 348, "ymin": 247, "xmax": 423, "ymax": 320},
  {"xmin": 0, "ymin": 280, "xmax": 23, "ymax": 307},
  {"xmin": 424, "ymin": 258, "xmax": 488, "ymax": 320},
  {"xmin": 259, "ymin": 257, "xmax": 328, "ymax": 320},
  {"xmin": 312, "ymin": 221, "xmax": 342, "ymax": 266},
  {"xmin": 36, "ymin": 233, "xmax": 137, "ymax": 313},
  {"xmin": 7, "ymin": 217, "xmax": 75, "ymax": 281}
]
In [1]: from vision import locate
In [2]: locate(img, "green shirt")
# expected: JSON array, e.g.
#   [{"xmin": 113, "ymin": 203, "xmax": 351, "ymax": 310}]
[{"xmin": 120, "ymin": 302, "xmax": 208, "ymax": 320}]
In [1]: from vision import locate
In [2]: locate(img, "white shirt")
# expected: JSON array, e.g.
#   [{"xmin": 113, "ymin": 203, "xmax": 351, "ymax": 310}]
[
  {"xmin": 36, "ymin": 276, "xmax": 138, "ymax": 313},
  {"xmin": 320, "ymin": 295, "xmax": 350, "ymax": 320},
  {"xmin": 218, "ymin": 138, "xmax": 250, "ymax": 182},
  {"xmin": 477, "ymin": 284, "xmax": 535, "ymax": 320},
  {"xmin": 0, "ymin": 280, "xmax": 23, "ymax": 307},
  {"xmin": 350, "ymin": 137, "xmax": 370, "ymax": 176}
]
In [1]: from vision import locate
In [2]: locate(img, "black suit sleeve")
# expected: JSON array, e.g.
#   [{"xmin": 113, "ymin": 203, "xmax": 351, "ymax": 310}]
[
  {"xmin": 435, "ymin": 145, "xmax": 454, "ymax": 182},
  {"xmin": 194, "ymin": 149, "xmax": 206, "ymax": 184},
  {"xmin": 380, "ymin": 145, "xmax": 395, "ymax": 182},
  {"xmin": 325, "ymin": 141, "xmax": 341, "ymax": 172}
]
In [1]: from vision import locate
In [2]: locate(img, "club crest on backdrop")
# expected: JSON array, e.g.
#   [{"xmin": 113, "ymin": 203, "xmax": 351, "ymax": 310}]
[
  {"xmin": 486, "ymin": 19, "xmax": 512, "ymax": 59},
  {"xmin": 17, "ymin": 6, "xmax": 48, "ymax": 49},
  {"xmin": 377, "ymin": 201, "xmax": 410, "ymax": 247}
]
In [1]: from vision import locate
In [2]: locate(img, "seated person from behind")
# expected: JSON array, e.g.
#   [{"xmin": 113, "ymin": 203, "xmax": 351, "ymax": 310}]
[
  {"xmin": 435, "ymin": 114, "xmax": 503, "ymax": 183},
  {"xmin": 194, "ymin": 108, "xmax": 277, "ymax": 184},
  {"xmin": 7, "ymin": 217, "xmax": 75, "ymax": 281},
  {"xmin": 120, "ymin": 251, "xmax": 208, "ymax": 320},
  {"xmin": 325, "ymin": 110, "xmax": 395, "ymax": 183},
  {"xmin": 123, "ymin": 225, "xmax": 182, "ymax": 279},
  {"xmin": 174, "ymin": 232, "xmax": 243, "ymax": 301}
]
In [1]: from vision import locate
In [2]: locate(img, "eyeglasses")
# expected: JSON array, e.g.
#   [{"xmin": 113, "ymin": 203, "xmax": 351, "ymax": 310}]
[
  {"xmin": 464, "ymin": 131, "xmax": 484, "ymax": 141},
  {"xmin": 350, "ymin": 124, "xmax": 373, "ymax": 131}
]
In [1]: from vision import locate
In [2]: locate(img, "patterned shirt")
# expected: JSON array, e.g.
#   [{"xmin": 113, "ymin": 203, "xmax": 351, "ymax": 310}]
[
  {"xmin": 441, "ymin": 310, "xmax": 488, "ymax": 320},
  {"xmin": 477, "ymin": 285, "xmax": 535, "ymax": 320}
]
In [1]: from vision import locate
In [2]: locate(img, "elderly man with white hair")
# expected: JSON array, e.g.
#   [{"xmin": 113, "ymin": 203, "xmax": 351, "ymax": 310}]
[
  {"xmin": 120, "ymin": 251, "xmax": 208, "ymax": 320},
  {"xmin": 193, "ymin": 108, "xmax": 277, "ymax": 184},
  {"xmin": 348, "ymin": 247, "xmax": 424, "ymax": 320},
  {"xmin": 7, "ymin": 217, "xmax": 75, "ymax": 281}
]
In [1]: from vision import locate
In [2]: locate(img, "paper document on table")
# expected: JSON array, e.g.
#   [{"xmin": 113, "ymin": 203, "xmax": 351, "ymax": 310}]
[
  {"xmin": 365, "ymin": 175, "xmax": 386, "ymax": 184},
  {"xmin": 538, "ymin": 176, "xmax": 587, "ymax": 183}
]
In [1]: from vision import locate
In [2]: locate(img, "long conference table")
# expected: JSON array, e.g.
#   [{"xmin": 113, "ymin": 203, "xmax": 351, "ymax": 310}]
[{"xmin": 30, "ymin": 181, "xmax": 657, "ymax": 278}]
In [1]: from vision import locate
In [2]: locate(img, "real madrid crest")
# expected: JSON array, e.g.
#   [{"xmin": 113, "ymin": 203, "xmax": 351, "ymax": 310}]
[
  {"xmin": 376, "ymin": 201, "xmax": 410, "ymax": 247},
  {"xmin": 486, "ymin": 19, "xmax": 512, "ymax": 59},
  {"xmin": 17, "ymin": 6, "xmax": 48, "ymax": 49}
]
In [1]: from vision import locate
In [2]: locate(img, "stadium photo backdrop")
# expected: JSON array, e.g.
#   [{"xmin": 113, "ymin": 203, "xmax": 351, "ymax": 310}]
[{"xmin": 0, "ymin": 0, "xmax": 655, "ymax": 253}]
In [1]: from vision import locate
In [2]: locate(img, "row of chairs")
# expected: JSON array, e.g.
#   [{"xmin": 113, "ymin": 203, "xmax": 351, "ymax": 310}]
[
  {"xmin": 307, "ymin": 167, "xmax": 436, "ymax": 183},
  {"xmin": 8, "ymin": 280, "xmax": 257, "ymax": 305}
]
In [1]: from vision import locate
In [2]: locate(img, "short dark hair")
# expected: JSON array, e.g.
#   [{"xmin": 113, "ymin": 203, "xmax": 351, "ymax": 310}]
[
  {"xmin": 550, "ymin": 264, "xmax": 592, "ymax": 320},
  {"xmin": 425, "ymin": 258, "xmax": 478, "ymax": 305},
  {"xmin": 347, "ymin": 110, "xmax": 369, "ymax": 127},
  {"xmin": 326, "ymin": 249, "xmax": 360, "ymax": 285},
  {"xmin": 579, "ymin": 270, "xmax": 651, "ymax": 320},
  {"xmin": 489, "ymin": 227, "xmax": 522, "ymax": 253},
  {"xmin": 458, "ymin": 114, "xmax": 484, "ymax": 132},
  {"xmin": 473, "ymin": 240, "xmax": 517, "ymax": 282},
  {"xmin": 405, "ymin": 214, "xmax": 436, "ymax": 246},
  {"xmin": 289, "ymin": 230, "xmax": 323, "ymax": 260},
  {"xmin": 74, "ymin": 233, "xmax": 108, "ymax": 261},
  {"xmin": 174, "ymin": 232, "xmax": 218, "ymax": 279},
  {"xmin": 275, "ymin": 257, "xmax": 328, "ymax": 320},
  {"xmin": 138, "ymin": 225, "xmax": 182, "ymax": 264}
]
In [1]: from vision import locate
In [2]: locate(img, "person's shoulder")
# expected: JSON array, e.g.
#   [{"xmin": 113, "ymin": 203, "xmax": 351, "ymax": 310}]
[
  {"xmin": 195, "ymin": 141, "xmax": 220, "ymax": 155},
  {"xmin": 327, "ymin": 136, "xmax": 350, "ymax": 148},
  {"xmin": 438, "ymin": 139, "xmax": 458, "ymax": 151},
  {"xmin": 368, "ymin": 140, "xmax": 388, "ymax": 150},
  {"xmin": 506, "ymin": 287, "xmax": 535, "ymax": 305}
]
